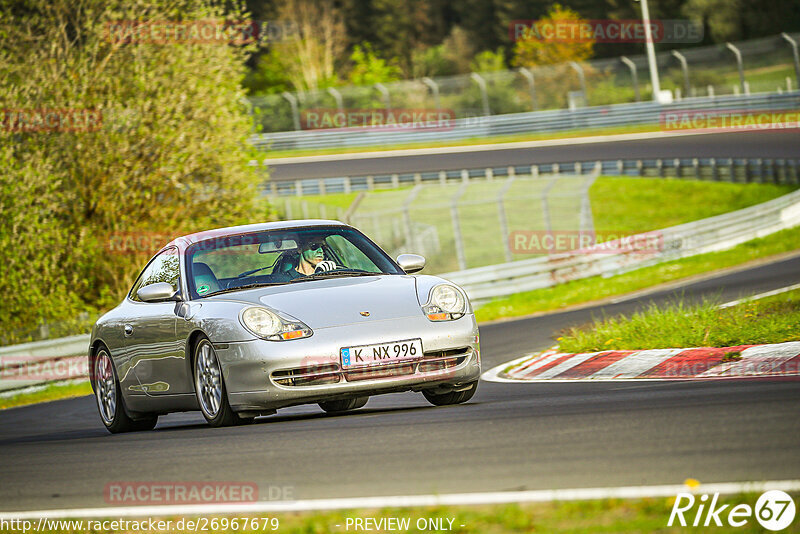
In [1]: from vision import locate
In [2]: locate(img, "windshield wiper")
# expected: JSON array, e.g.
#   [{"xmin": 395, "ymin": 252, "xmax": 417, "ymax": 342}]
[
  {"xmin": 236, "ymin": 266, "xmax": 269, "ymax": 278},
  {"xmin": 204, "ymin": 282, "xmax": 285, "ymax": 296},
  {"xmin": 287, "ymin": 270, "xmax": 381, "ymax": 283}
]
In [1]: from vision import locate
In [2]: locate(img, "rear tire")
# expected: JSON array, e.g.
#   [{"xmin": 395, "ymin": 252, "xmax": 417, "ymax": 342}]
[
  {"xmin": 319, "ymin": 396, "xmax": 369, "ymax": 413},
  {"xmin": 193, "ymin": 337, "xmax": 249, "ymax": 427},
  {"xmin": 422, "ymin": 382, "xmax": 478, "ymax": 406},
  {"xmin": 93, "ymin": 347, "xmax": 157, "ymax": 433}
]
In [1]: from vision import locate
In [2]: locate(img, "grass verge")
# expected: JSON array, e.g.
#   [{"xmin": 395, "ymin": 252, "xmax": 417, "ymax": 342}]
[
  {"xmin": 475, "ymin": 225, "xmax": 800, "ymax": 323},
  {"xmin": 557, "ymin": 289, "xmax": 800, "ymax": 353},
  {"xmin": 12, "ymin": 493, "xmax": 797, "ymax": 533},
  {"xmin": 0, "ymin": 380, "xmax": 91, "ymax": 410}
]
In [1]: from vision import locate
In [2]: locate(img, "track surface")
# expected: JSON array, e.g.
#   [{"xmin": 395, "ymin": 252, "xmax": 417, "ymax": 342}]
[
  {"xmin": 1, "ymin": 255, "xmax": 799, "ymax": 512},
  {"xmin": 267, "ymin": 130, "xmax": 800, "ymax": 181}
]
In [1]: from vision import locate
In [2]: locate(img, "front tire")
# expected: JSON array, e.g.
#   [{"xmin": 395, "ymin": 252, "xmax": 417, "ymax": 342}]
[
  {"xmin": 194, "ymin": 337, "xmax": 251, "ymax": 427},
  {"xmin": 319, "ymin": 396, "xmax": 369, "ymax": 413},
  {"xmin": 422, "ymin": 382, "xmax": 478, "ymax": 406},
  {"xmin": 93, "ymin": 348, "xmax": 157, "ymax": 433}
]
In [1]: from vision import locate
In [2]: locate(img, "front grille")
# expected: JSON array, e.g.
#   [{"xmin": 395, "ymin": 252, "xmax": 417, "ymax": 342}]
[{"xmin": 271, "ymin": 347, "xmax": 472, "ymax": 387}]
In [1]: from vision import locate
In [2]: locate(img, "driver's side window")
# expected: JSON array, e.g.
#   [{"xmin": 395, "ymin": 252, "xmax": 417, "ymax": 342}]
[{"xmin": 129, "ymin": 247, "xmax": 181, "ymax": 302}]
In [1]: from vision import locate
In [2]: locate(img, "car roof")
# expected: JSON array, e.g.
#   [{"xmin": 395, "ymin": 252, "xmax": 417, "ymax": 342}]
[{"xmin": 165, "ymin": 219, "xmax": 349, "ymax": 250}]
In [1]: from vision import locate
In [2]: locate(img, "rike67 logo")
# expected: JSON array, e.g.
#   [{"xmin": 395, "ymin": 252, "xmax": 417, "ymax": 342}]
[{"xmin": 669, "ymin": 490, "xmax": 796, "ymax": 530}]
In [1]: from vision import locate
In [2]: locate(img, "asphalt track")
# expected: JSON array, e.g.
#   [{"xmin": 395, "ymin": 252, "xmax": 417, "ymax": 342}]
[
  {"xmin": 266, "ymin": 129, "xmax": 800, "ymax": 181},
  {"xmin": 1, "ymin": 254, "xmax": 799, "ymax": 513}
]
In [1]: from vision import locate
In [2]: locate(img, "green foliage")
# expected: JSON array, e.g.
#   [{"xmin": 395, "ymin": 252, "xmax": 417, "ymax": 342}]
[
  {"xmin": 470, "ymin": 48, "xmax": 507, "ymax": 73},
  {"xmin": 244, "ymin": 48, "xmax": 293, "ymax": 96},
  {"xmin": 0, "ymin": 0, "xmax": 267, "ymax": 343},
  {"xmin": 347, "ymin": 44, "xmax": 402, "ymax": 86}
]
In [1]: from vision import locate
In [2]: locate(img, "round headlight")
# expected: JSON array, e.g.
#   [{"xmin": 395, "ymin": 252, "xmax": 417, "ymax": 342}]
[
  {"xmin": 431, "ymin": 285, "xmax": 465, "ymax": 314},
  {"xmin": 241, "ymin": 307, "xmax": 281, "ymax": 337}
]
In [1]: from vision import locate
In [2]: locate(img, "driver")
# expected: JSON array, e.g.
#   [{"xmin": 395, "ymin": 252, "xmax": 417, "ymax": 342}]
[{"xmin": 283, "ymin": 238, "xmax": 336, "ymax": 280}]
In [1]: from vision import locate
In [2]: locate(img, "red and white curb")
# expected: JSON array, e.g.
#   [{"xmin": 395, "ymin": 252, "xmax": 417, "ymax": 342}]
[{"xmin": 482, "ymin": 341, "xmax": 800, "ymax": 383}]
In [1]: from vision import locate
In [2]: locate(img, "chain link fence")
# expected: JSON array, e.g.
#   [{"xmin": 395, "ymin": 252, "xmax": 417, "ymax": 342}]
[{"xmin": 249, "ymin": 33, "xmax": 800, "ymax": 133}]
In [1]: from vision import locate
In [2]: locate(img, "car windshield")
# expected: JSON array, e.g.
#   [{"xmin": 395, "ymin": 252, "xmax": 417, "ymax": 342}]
[{"xmin": 186, "ymin": 226, "xmax": 403, "ymax": 298}]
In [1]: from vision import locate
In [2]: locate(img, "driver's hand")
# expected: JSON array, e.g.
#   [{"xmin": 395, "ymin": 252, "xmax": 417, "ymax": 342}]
[{"xmin": 314, "ymin": 260, "xmax": 336, "ymax": 273}]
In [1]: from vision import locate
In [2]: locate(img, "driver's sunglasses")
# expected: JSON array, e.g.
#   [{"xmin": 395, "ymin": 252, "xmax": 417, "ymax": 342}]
[{"xmin": 305, "ymin": 241, "xmax": 324, "ymax": 251}]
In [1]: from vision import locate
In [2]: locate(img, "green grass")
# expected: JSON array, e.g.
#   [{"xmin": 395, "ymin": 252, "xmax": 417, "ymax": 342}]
[
  {"xmin": 475, "ymin": 225, "xmax": 800, "ymax": 323},
  {"xmin": 557, "ymin": 289, "xmax": 800, "ymax": 353},
  {"xmin": 0, "ymin": 380, "xmax": 91, "ymax": 410},
  {"xmin": 11, "ymin": 493, "xmax": 798, "ymax": 533}
]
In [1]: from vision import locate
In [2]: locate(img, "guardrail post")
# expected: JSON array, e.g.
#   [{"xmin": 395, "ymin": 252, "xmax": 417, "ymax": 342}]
[
  {"xmin": 439, "ymin": 170, "xmax": 447, "ymax": 185},
  {"xmin": 450, "ymin": 184, "xmax": 469, "ymax": 270},
  {"xmin": 497, "ymin": 175, "xmax": 516, "ymax": 263},
  {"xmin": 725, "ymin": 43, "xmax": 746, "ymax": 95},
  {"xmin": 270, "ymin": 181, "xmax": 278, "ymax": 196},
  {"xmin": 318, "ymin": 179, "xmax": 327, "ymax": 195},
  {"xmin": 507, "ymin": 166, "xmax": 516, "ymax": 178},
  {"xmin": 344, "ymin": 177, "xmax": 352, "ymax": 194},
  {"xmin": 781, "ymin": 33, "xmax": 800, "ymax": 89},
  {"xmin": 470, "ymin": 73, "xmax": 491, "ymax": 116},
  {"xmin": 374, "ymin": 82, "xmax": 391, "ymax": 112},
  {"xmin": 710, "ymin": 158, "xmax": 719, "ymax": 181},
  {"xmin": 327, "ymin": 87, "xmax": 344, "ymax": 112},
  {"xmin": 707, "ymin": 85, "xmax": 715, "ymax": 98},
  {"xmin": 620, "ymin": 56, "xmax": 640, "ymax": 102},
  {"xmin": 391, "ymin": 173, "xmax": 400, "ymax": 188},
  {"xmin": 366, "ymin": 175, "xmax": 375, "ymax": 191},
  {"xmin": 281, "ymin": 91, "xmax": 301, "ymax": 131},
  {"xmin": 295, "ymin": 180, "xmax": 303, "ymax": 196},
  {"xmin": 693, "ymin": 158, "xmax": 700, "ymax": 179},
  {"xmin": 461, "ymin": 169, "xmax": 470, "ymax": 184},
  {"xmin": 518, "ymin": 67, "xmax": 537, "ymax": 110},
  {"xmin": 414, "ymin": 172, "xmax": 422, "ymax": 185},
  {"xmin": 675, "ymin": 158, "xmax": 682, "ymax": 178},
  {"xmin": 657, "ymin": 158, "xmax": 664, "ymax": 177},
  {"xmin": 422, "ymin": 77, "xmax": 441, "ymax": 111},
  {"xmin": 568, "ymin": 61, "xmax": 588, "ymax": 102},
  {"xmin": 671, "ymin": 50, "xmax": 691, "ymax": 98},
  {"xmin": 485, "ymin": 168, "xmax": 494, "ymax": 182}
]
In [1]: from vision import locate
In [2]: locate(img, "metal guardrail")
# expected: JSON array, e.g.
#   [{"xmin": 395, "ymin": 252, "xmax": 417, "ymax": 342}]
[
  {"xmin": 268, "ymin": 155, "xmax": 800, "ymax": 197},
  {"xmin": 0, "ymin": 335, "xmax": 89, "ymax": 393},
  {"xmin": 251, "ymin": 92, "xmax": 800, "ymax": 152},
  {"xmin": 442, "ymin": 187, "xmax": 800, "ymax": 303}
]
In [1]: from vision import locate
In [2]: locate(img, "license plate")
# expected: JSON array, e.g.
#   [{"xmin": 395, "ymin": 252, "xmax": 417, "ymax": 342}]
[{"xmin": 341, "ymin": 339, "xmax": 423, "ymax": 368}]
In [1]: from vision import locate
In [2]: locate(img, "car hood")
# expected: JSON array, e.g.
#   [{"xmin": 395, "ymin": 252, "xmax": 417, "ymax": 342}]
[{"xmin": 210, "ymin": 275, "xmax": 423, "ymax": 329}]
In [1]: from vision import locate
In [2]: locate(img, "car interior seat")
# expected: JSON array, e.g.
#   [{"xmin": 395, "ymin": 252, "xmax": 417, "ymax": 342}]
[{"xmin": 192, "ymin": 262, "xmax": 221, "ymax": 294}]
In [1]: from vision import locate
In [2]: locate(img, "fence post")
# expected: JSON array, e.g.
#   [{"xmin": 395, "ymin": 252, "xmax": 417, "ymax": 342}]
[
  {"xmin": 620, "ymin": 56, "xmax": 640, "ymax": 102},
  {"xmin": 781, "ymin": 33, "xmax": 800, "ymax": 89},
  {"xmin": 470, "ymin": 73, "xmax": 491, "ymax": 116},
  {"xmin": 725, "ymin": 43, "xmax": 746, "ymax": 95},
  {"xmin": 327, "ymin": 87, "xmax": 344, "ymax": 112},
  {"xmin": 518, "ymin": 67, "xmax": 537, "ymax": 110},
  {"xmin": 541, "ymin": 175, "xmax": 560, "ymax": 254},
  {"xmin": 671, "ymin": 50, "xmax": 690, "ymax": 98},
  {"xmin": 281, "ymin": 91, "xmax": 301, "ymax": 131},
  {"xmin": 497, "ymin": 176, "xmax": 516, "ymax": 263},
  {"xmin": 422, "ymin": 77, "xmax": 441, "ymax": 111},
  {"xmin": 579, "ymin": 164, "xmax": 600, "ymax": 239},
  {"xmin": 450, "ymin": 183, "xmax": 469, "ymax": 270},
  {"xmin": 568, "ymin": 61, "xmax": 588, "ymax": 101},
  {"xmin": 374, "ymin": 82, "xmax": 391, "ymax": 112}
]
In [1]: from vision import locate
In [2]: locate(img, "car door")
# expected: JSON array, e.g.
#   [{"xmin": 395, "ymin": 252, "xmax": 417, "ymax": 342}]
[{"xmin": 124, "ymin": 247, "xmax": 193, "ymax": 396}]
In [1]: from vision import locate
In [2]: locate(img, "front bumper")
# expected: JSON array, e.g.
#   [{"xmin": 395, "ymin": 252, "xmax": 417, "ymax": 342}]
[{"xmin": 216, "ymin": 314, "xmax": 481, "ymax": 412}]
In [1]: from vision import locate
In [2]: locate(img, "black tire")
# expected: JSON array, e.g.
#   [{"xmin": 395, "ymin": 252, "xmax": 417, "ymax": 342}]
[
  {"xmin": 319, "ymin": 396, "xmax": 369, "ymax": 413},
  {"xmin": 93, "ymin": 347, "xmax": 158, "ymax": 434},
  {"xmin": 422, "ymin": 382, "xmax": 478, "ymax": 406},
  {"xmin": 193, "ymin": 337, "xmax": 250, "ymax": 427}
]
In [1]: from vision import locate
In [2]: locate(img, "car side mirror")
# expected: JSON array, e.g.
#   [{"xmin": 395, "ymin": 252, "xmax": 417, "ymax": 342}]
[
  {"xmin": 396, "ymin": 254, "xmax": 426, "ymax": 274},
  {"xmin": 137, "ymin": 282, "xmax": 179, "ymax": 302}
]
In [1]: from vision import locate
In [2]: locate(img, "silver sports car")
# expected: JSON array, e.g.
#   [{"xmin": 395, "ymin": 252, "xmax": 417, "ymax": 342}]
[{"xmin": 89, "ymin": 220, "xmax": 481, "ymax": 432}]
